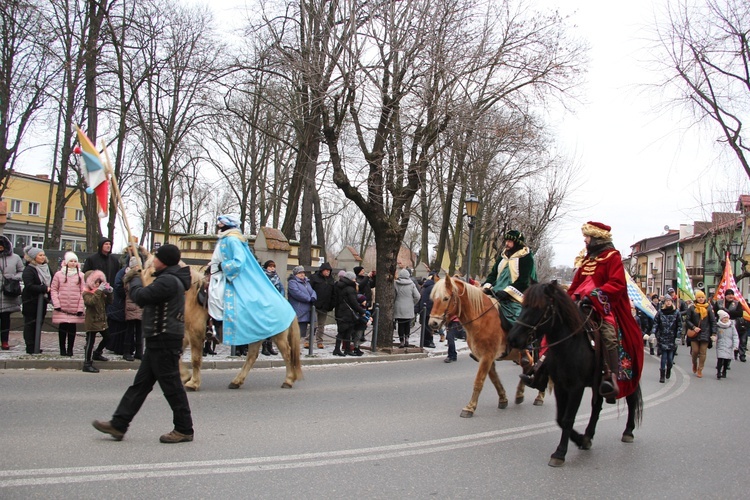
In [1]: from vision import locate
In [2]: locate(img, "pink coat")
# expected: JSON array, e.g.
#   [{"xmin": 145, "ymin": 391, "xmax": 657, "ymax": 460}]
[{"xmin": 50, "ymin": 268, "xmax": 85, "ymax": 324}]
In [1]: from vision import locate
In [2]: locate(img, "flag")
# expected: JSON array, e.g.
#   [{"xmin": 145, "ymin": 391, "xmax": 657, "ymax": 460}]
[
  {"xmin": 675, "ymin": 250, "xmax": 695, "ymax": 301},
  {"xmin": 74, "ymin": 125, "xmax": 109, "ymax": 218},
  {"xmin": 713, "ymin": 253, "xmax": 750, "ymax": 316},
  {"xmin": 625, "ymin": 270, "xmax": 656, "ymax": 319}
]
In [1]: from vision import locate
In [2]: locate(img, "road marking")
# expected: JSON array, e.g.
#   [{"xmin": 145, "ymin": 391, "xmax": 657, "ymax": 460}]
[{"xmin": 0, "ymin": 362, "xmax": 689, "ymax": 488}]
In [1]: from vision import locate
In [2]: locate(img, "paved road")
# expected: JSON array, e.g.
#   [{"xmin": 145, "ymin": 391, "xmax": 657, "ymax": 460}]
[{"xmin": 0, "ymin": 348, "xmax": 746, "ymax": 499}]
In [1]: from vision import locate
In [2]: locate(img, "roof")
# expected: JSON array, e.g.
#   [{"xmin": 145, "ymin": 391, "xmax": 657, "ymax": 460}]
[{"xmin": 259, "ymin": 227, "xmax": 289, "ymax": 251}]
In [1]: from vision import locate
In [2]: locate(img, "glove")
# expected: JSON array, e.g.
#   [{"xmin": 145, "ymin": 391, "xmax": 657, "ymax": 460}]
[
  {"xmin": 76, "ymin": 311, "xmax": 84, "ymax": 316},
  {"xmin": 580, "ymin": 295, "xmax": 593, "ymax": 307},
  {"xmin": 103, "ymin": 284, "xmax": 113, "ymax": 294},
  {"xmin": 123, "ymin": 267, "xmax": 141, "ymax": 284},
  {"xmin": 482, "ymin": 284, "xmax": 494, "ymax": 295},
  {"xmin": 129, "ymin": 256, "xmax": 140, "ymax": 269},
  {"xmin": 495, "ymin": 290, "xmax": 510, "ymax": 301},
  {"xmin": 97, "ymin": 283, "xmax": 107, "ymax": 292},
  {"xmin": 54, "ymin": 307, "xmax": 61, "ymax": 311}
]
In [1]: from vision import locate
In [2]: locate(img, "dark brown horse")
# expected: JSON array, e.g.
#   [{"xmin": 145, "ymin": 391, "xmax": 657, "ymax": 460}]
[
  {"xmin": 427, "ymin": 275, "xmax": 543, "ymax": 418},
  {"xmin": 508, "ymin": 282, "xmax": 643, "ymax": 467}
]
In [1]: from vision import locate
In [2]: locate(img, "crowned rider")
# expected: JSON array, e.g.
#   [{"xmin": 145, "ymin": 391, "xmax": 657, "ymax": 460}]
[{"xmin": 482, "ymin": 229, "xmax": 536, "ymax": 326}]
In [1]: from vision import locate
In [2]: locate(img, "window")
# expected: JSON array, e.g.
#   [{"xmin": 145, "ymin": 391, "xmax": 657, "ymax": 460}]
[
  {"xmin": 28, "ymin": 202, "xmax": 39, "ymax": 216},
  {"xmin": 10, "ymin": 199, "xmax": 22, "ymax": 213},
  {"xmin": 13, "ymin": 234, "xmax": 29, "ymax": 248},
  {"xmin": 74, "ymin": 209, "xmax": 84, "ymax": 222},
  {"xmin": 196, "ymin": 241, "xmax": 203, "ymax": 250},
  {"xmin": 31, "ymin": 235, "xmax": 44, "ymax": 247}
]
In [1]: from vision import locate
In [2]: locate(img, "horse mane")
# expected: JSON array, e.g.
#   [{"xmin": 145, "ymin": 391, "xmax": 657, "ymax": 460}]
[
  {"xmin": 524, "ymin": 282, "xmax": 583, "ymax": 333},
  {"xmin": 431, "ymin": 276, "xmax": 489, "ymax": 316}
]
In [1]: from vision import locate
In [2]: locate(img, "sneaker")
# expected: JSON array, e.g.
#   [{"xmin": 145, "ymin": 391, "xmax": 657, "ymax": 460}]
[
  {"xmin": 93, "ymin": 353, "xmax": 109, "ymax": 362},
  {"xmin": 123, "ymin": 355, "xmax": 135, "ymax": 362},
  {"xmin": 159, "ymin": 430, "xmax": 194, "ymax": 443},
  {"xmin": 92, "ymin": 420, "xmax": 125, "ymax": 441},
  {"xmin": 82, "ymin": 365, "xmax": 99, "ymax": 373}
]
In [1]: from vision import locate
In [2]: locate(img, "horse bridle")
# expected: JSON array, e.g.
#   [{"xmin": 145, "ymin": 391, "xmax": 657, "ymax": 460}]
[
  {"xmin": 432, "ymin": 284, "xmax": 498, "ymax": 329},
  {"xmin": 516, "ymin": 301, "xmax": 597, "ymax": 352}
]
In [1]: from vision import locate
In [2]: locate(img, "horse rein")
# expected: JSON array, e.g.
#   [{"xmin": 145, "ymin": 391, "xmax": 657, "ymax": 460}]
[
  {"xmin": 435, "ymin": 284, "xmax": 500, "ymax": 329},
  {"xmin": 518, "ymin": 302, "xmax": 597, "ymax": 352}
]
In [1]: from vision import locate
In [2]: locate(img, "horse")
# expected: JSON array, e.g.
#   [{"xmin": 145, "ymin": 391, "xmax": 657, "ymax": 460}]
[
  {"xmin": 427, "ymin": 275, "xmax": 544, "ymax": 418},
  {"xmin": 507, "ymin": 282, "xmax": 643, "ymax": 467},
  {"xmin": 139, "ymin": 257, "xmax": 303, "ymax": 391}
]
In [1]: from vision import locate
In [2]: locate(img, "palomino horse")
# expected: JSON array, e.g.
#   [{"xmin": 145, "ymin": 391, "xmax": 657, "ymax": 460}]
[
  {"xmin": 508, "ymin": 282, "xmax": 643, "ymax": 467},
  {"xmin": 140, "ymin": 258, "xmax": 302, "ymax": 391},
  {"xmin": 427, "ymin": 275, "xmax": 543, "ymax": 418}
]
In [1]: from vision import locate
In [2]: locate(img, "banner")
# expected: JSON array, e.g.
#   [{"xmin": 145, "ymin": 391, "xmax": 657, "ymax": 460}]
[
  {"xmin": 626, "ymin": 271, "xmax": 656, "ymax": 319},
  {"xmin": 74, "ymin": 125, "xmax": 109, "ymax": 218},
  {"xmin": 675, "ymin": 250, "xmax": 695, "ymax": 301},
  {"xmin": 712, "ymin": 252, "xmax": 750, "ymax": 316}
]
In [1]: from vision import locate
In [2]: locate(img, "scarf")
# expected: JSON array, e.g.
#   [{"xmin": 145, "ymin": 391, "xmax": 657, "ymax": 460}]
[
  {"xmin": 31, "ymin": 262, "xmax": 52, "ymax": 287},
  {"xmin": 694, "ymin": 300, "xmax": 709, "ymax": 320}
]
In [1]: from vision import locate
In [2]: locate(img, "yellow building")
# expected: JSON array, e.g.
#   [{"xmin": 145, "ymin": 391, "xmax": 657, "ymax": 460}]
[{"xmin": 0, "ymin": 172, "xmax": 87, "ymax": 251}]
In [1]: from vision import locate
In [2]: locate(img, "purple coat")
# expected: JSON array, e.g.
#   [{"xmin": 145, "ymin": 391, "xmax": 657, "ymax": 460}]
[
  {"xmin": 287, "ymin": 275, "xmax": 317, "ymax": 323},
  {"xmin": 50, "ymin": 268, "xmax": 85, "ymax": 325}
]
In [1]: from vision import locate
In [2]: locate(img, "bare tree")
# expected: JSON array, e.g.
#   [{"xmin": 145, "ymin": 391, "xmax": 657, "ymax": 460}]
[
  {"xmin": 0, "ymin": 0, "xmax": 57, "ymax": 194},
  {"xmin": 656, "ymin": 0, "xmax": 750, "ymax": 178}
]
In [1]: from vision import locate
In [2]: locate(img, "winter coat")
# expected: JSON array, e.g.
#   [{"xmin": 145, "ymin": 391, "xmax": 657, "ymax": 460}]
[
  {"xmin": 310, "ymin": 263, "xmax": 335, "ymax": 311},
  {"xmin": 334, "ymin": 277, "xmax": 365, "ymax": 329},
  {"xmin": 0, "ymin": 237, "xmax": 23, "ymax": 314},
  {"xmin": 21, "ymin": 263, "xmax": 50, "ymax": 317},
  {"xmin": 651, "ymin": 307, "xmax": 682, "ymax": 352},
  {"xmin": 686, "ymin": 304, "xmax": 717, "ymax": 343},
  {"xmin": 50, "ymin": 268, "xmax": 85, "ymax": 324},
  {"xmin": 714, "ymin": 299, "xmax": 747, "ymax": 333},
  {"xmin": 715, "ymin": 319, "xmax": 739, "ymax": 360},
  {"xmin": 287, "ymin": 274, "xmax": 317, "ymax": 323},
  {"xmin": 129, "ymin": 265, "xmax": 191, "ymax": 348},
  {"xmin": 82, "ymin": 238, "xmax": 122, "ymax": 285},
  {"xmin": 114, "ymin": 267, "xmax": 142, "ymax": 321},
  {"xmin": 83, "ymin": 270, "xmax": 113, "ymax": 332},
  {"xmin": 356, "ymin": 273, "xmax": 373, "ymax": 307},
  {"xmin": 264, "ymin": 269, "xmax": 285, "ymax": 295},
  {"xmin": 416, "ymin": 277, "xmax": 436, "ymax": 317},
  {"xmin": 394, "ymin": 269, "xmax": 420, "ymax": 320}
]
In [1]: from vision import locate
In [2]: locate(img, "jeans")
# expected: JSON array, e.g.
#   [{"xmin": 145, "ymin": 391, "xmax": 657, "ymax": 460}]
[
  {"xmin": 112, "ymin": 347, "xmax": 193, "ymax": 435},
  {"xmin": 446, "ymin": 326, "xmax": 457, "ymax": 361},
  {"xmin": 660, "ymin": 349, "xmax": 674, "ymax": 371}
]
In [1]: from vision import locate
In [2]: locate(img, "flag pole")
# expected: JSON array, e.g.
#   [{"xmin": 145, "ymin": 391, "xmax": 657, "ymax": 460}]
[{"xmin": 100, "ymin": 140, "xmax": 141, "ymax": 266}]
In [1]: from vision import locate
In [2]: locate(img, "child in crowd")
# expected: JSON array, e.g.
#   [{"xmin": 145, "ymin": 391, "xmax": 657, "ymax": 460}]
[
  {"xmin": 715, "ymin": 310, "xmax": 739, "ymax": 379},
  {"xmin": 651, "ymin": 296, "xmax": 682, "ymax": 383},
  {"xmin": 261, "ymin": 260, "xmax": 283, "ymax": 356},
  {"xmin": 82, "ymin": 270, "xmax": 113, "ymax": 373},
  {"xmin": 50, "ymin": 252, "xmax": 85, "ymax": 356}
]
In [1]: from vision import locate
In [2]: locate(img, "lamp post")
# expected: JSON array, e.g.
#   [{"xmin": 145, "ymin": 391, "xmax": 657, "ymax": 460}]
[{"xmin": 464, "ymin": 194, "xmax": 480, "ymax": 283}]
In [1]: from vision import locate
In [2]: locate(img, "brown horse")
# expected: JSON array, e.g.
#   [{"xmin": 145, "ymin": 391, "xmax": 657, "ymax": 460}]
[
  {"xmin": 140, "ymin": 258, "xmax": 302, "ymax": 391},
  {"xmin": 428, "ymin": 275, "xmax": 543, "ymax": 417}
]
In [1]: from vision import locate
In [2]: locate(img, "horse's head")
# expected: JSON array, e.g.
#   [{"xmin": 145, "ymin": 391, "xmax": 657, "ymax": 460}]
[
  {"xmin": 428, "ymin": 274, "xmax": 461, "ymax": 330},
  {"xmin": 508, "ymin": 282, "xmax": 580, "ymax": 349}
]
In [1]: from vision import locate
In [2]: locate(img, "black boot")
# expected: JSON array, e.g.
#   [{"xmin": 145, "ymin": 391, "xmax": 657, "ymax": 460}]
[
  {"xmin": 83, "ymin": 332, "xmax": 99, "ymax": 373},
  {"xmin": 659, "ymin": 369, "xmax": 665, "ymax": 383},
  {"xmin": 332, "ymin": 339, "xmax": 345, "ymax": 356},
  {"xmin": 261, "ymin": 341, "xmax": 271, "ymax": 356},
  {"xmin": 519, "ymin": 356, "xmax": 548, "ymax": 391},
  {"xmin": 266, "ymin": 341, "xmax": 278, "ymax": 355},
  {"xmin": 59, "ymin": 331, "xmax": 67, "ymax": 356},
  {"xmin": 342, "ymin": 341, "xmax": 351, "ymax": 355},
  {"xmin": 600, "ymin": 349, "xmax": 620, "ymax": 403},
  {"xmin": 666, "ymin": 362, "xmax": 672, "ymax": 379}
]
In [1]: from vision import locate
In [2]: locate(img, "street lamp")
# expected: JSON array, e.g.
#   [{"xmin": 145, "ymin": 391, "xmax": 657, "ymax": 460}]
[{"xmin": 464, "ymin": 194, "xmax": 480, "ymax": 282}]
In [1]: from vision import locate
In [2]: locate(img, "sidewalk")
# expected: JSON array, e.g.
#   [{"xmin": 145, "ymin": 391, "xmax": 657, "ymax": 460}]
[{"xmin": 0, "ymin": 326, "xmax": 468, "ymax": 370}]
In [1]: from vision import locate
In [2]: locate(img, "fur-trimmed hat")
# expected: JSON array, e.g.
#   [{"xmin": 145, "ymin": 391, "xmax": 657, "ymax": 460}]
[
  {"xmin": 154, "ymin": 243, "xmax": 181, "ymax": 267},
  {"xmin": 581, "ymin": 221, "xmax": 612, "ymax": 240},
  {"xmin": 503, "ymin": 230, "xmax": 525, "ymax": 245}
]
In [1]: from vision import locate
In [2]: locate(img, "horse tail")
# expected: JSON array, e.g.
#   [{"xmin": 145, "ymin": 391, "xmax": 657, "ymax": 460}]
[
  {"xmin": 287, "ymin": 319, "xmax": 303, "ymax": 381},
  {"xmin": 633, "ymin": 383, "xmax": 643, "ymax": 428}
]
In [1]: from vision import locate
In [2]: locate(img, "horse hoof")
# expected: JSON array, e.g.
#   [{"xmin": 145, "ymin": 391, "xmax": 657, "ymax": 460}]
[
  {"xmin": 548, "ymin": 457, "xmax": 565, "ymax": 467},
  {"xmin": 460, "ymin": 410, "xmax": 474, "ymax": 418},
  {"xmin": 515, "ymin": 396, "xmax": 524, "ymax": 405},
  {"xmin": 498, "ymin": 400, "xmax": 508, "ymax": 409},
  {"xmin": 228, "ymin": 383, "xmax": 240, "ymax": 390},
  {"xmin": 281, "ymin": 382, "xmax": 292, "ymax": 388},
  {"xmin": 533, "ymin": 397, "xmax": 544, "ymax": 406},
  {"xmin": 185, "ymin": 385, "xmax": 197, "ymax": 392},
  {"xmin": 580, "ymin": 436, "xmax": 592, "ymax": 450},
  {"xmin": 621, "ymin": 433, "xmax": 634, "ymax": 443}
]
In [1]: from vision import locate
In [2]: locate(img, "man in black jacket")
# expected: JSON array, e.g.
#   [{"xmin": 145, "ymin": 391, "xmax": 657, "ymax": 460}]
[
  {"xmin": 310, "ymin": 262, "xmax": 335, "ymax": 349},
  {"xmin": 92, "ymin": 244, "xmax": 194, "ymax": 444}
]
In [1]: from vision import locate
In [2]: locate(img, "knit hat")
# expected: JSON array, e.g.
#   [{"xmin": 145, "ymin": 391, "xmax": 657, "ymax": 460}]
[
  {"xmin": 217, "ymin": 214, "xmax": 241, "ymax": 229},
  {"xmin": 338, "ymin": 270, "xmax": 346, "ymax": 278},
  {"xmin": 581, "ymin": 221, "xmax": 612, "ymax": 241},
  {"xmin": 25, "ymin": 246, "xmax": 42, "ymax": 259},
  {"xmin": 292, "ymin": 265, "xmax": 305, "ymax": 275},
  {"xmin": 344, "ymin": 271, "xmax": 357, "ymax": 281},
  {"xmin": 263, "ymin": 260, "xmax": 275, "ymax": 269},
  {"xmin": 667, "ymin": 287, "xmax": 675, "ymax": 293},
  {"xmin": 63, "ymin": 251, "xmax": 79, "ymax": 265},
  {"xmin": 353, "ymin": 266, "xmax": 364, "ymax": 276},
  {"xmin": 725, "ymin": 289, "xmax": 735, "ymax": 296},
  {"xmin": 154, "ymin": 244, "xmax": 181, "ymax": 266},
  {"xmin": 717, "ymin": 309, "xmax": 729, "ymax": 320},
  {"xmin": 503, "ymin": 230, "xmax": 525, "ymax": 245},
  {"xmin": 695, "ymin": 290, "xmax": 706, "ymax": 299},
  {"xmin": 357, "ymin": 294, "xmax": 367, "ymax": 304},
  {"xmin": 662, "ymin": 296, "xmax": 673, "ymax": 307}
]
